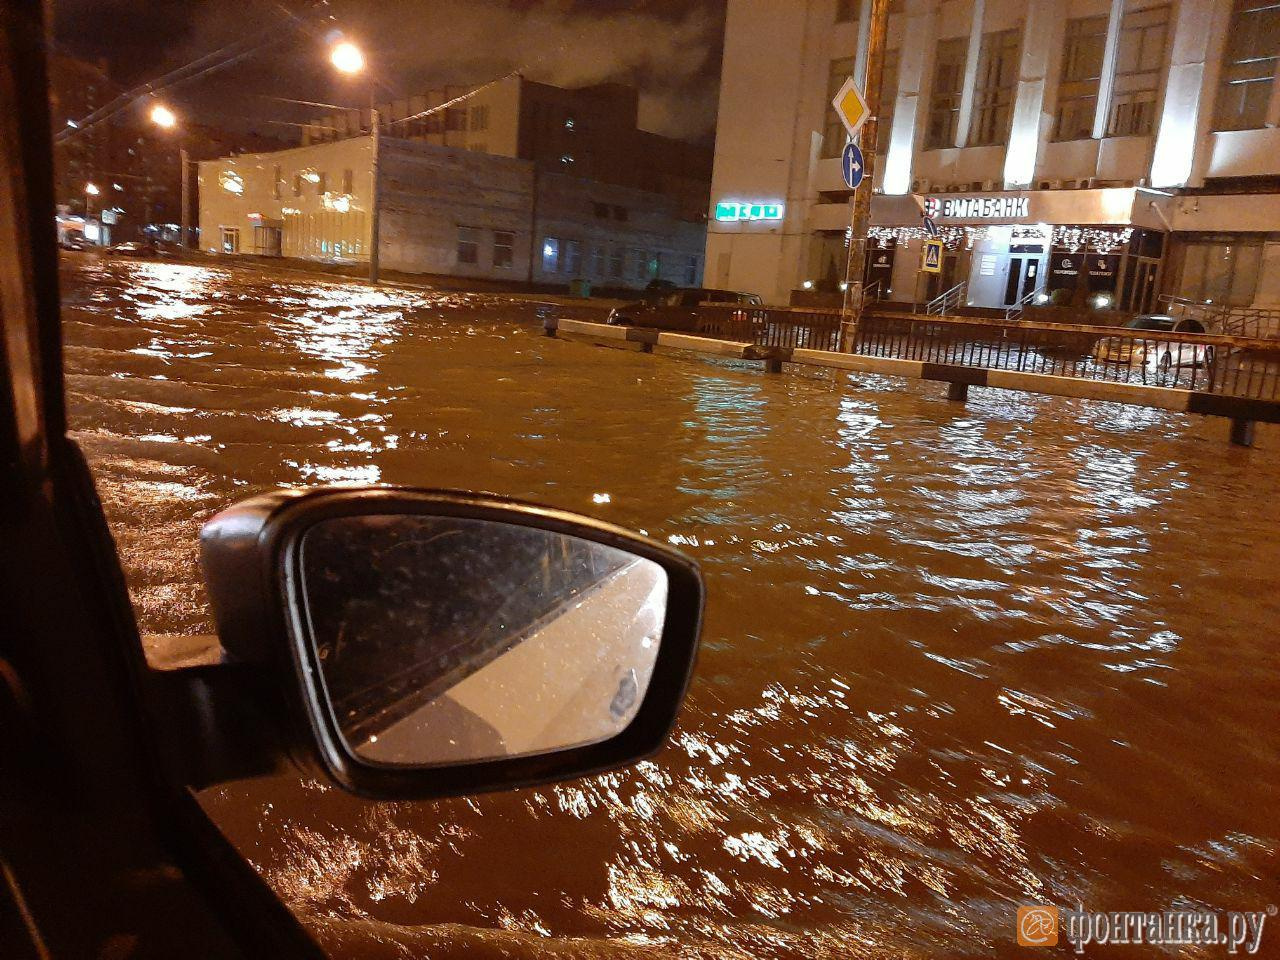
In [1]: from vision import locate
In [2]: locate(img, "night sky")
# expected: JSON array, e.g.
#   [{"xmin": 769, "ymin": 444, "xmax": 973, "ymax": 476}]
[{"xmin": 51, "ymin": 0, "xmax": 727, "ymax": 141}]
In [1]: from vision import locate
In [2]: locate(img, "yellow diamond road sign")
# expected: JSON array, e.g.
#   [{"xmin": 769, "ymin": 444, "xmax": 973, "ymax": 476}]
[{"xmin": 832, "ymin": 76, "xmax": 869, "ymax": 139}]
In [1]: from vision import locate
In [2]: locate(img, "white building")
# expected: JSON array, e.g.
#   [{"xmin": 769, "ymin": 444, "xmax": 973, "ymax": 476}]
[
  {"xmin": 707, "ymin": 0, "xmax": 1280, "ymax": 316},
  {"xmin": 198, "ymin": 135, "xmax": 706, "ymax": 289}
]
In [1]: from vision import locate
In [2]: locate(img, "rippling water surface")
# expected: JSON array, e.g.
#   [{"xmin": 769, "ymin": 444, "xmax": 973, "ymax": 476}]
[{"xmin": 61, "ymin": 257, "xmax": 1280, "ymax": 957}]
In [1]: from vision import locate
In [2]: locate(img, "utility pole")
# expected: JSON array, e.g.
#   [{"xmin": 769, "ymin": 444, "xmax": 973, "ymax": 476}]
[
  {"xmin": 840, "ymin": 0, "xmax": 891, "ymax": 351},
  {"xmin": 368, "ymin": 103, "xmax": 381, "ymax": 284},
  {"xmin": 179, "ymin": 146, "xmax": 190, "ymax": 248}
]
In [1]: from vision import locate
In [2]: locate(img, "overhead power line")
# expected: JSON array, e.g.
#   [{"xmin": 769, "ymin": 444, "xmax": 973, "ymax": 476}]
[{"xmin": 54, "ymin": 0, "xmax": 329, "ymax": 144}]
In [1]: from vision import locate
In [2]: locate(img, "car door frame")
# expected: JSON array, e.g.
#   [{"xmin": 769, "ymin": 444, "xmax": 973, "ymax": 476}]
[{"xmin": 0, "ymin": 2, "xmax": 326, "ymax": 955}]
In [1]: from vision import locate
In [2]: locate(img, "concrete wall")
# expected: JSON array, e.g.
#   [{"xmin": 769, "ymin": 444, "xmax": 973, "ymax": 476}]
[{"xmin": 379, "ymin": 139, "xmax": 533, "ymax": 279}]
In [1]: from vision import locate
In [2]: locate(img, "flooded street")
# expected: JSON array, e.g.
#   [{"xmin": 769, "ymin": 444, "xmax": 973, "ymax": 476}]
[{"xmin": 62, "ymin": 256, "xmax": 1279, "ymax": 957}]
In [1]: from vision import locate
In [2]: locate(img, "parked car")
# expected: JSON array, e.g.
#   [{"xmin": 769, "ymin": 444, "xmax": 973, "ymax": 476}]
[
  {"xmin": 1093, "ymin": 314, "xmax": 1214, "ymax": 372},
  {"xmin": 58, "ymin": 233, "xmax": 91, "ymax": 250},
  {"xmin": 607, "ymin": 287, "xmax": 764, "ymax": 331},
  {"xmin": 107, "ymin": 240, "xmax": 152, "ymax": 257}
]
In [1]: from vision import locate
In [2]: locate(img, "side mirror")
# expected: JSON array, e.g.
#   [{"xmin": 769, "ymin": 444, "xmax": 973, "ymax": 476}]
[{"xmin": 199, "ymin": 488, "xmax": 703, "ymax": 799}]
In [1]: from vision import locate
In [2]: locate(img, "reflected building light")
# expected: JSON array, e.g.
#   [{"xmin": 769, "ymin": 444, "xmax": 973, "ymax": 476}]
[{"xmin": 219, "ymin": 171, "xmax": 244, "ymax": 195}]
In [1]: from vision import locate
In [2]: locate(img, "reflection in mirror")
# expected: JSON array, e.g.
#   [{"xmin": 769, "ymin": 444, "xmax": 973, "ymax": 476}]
[{"xmin": 299, "ymin": 515, "xmax": 667, "ymax": 767}]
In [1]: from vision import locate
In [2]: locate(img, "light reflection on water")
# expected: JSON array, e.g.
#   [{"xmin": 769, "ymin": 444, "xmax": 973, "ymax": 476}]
[{"xmin": 61, "ymin": 258, "xmax": 1280, "ymax": 958}]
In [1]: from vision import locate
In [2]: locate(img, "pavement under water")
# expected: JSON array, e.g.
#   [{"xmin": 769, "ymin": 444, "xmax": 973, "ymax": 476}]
[{"xmin": 61, "ymin": 256, "xmax": 1280, "ymax": 958}]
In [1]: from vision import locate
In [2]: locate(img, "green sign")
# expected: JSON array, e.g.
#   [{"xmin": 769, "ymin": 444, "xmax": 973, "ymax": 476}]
[{"xmin": 714, "ymin": 201, "xmax": 784, "ymax": 223}]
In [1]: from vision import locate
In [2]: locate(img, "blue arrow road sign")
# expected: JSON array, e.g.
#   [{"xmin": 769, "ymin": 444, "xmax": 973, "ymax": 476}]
[{"xmin": 841, "ymin": 142, "xmax": 865, "ymax": 190}]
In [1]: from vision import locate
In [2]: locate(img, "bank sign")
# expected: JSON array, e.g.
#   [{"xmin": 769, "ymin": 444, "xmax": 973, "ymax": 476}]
[
  {"xmin": 714, "ymin": 201, "xmax": 784, "ymax": 222},
  {"xmin": 923, "ymin": 195, "xmax": 1029, "ymax": 220}
]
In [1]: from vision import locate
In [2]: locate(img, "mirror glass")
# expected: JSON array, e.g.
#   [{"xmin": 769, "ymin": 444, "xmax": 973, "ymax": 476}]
[{"xmin": 299, "ymin": 514, "xmax": 668, "ymax": 767}]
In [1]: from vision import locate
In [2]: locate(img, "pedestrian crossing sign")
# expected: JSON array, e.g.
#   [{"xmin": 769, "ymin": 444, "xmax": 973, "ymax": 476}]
[{"xmin": 922, "ymin": 238, "xmax": 943, "ymax": 273}]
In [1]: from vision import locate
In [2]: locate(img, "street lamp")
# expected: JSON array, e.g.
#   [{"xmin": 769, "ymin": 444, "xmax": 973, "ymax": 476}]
[
  {"xmin": 84, "ymin": 182, "xmax": 100, "ymax": 196},
  {"xmin": 148, "ymin": 101, "xmax": 190, "ymax": 249},
  {"xmin": 329, "ymin": 40, "xmax": 365, "ymax": 75},
  {"xmin": 329, "ymin": 38, "xmax": 379, "ymax": 283},
  {"xmin": 150, "ymin": 103, "xmax": 177, "ymax": 129}
]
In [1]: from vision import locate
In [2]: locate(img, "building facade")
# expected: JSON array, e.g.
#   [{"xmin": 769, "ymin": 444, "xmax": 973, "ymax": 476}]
[
  {"xmin": 707, "ymin": 0, "xmax": 1280, "ymax": 317},
  {"xmin": 198, "ymin": 135, "xmax": 706, "ymax": 288},
  {"xmin": 302, "ymin": 76, "xmax": 713, "ymax": 221}
]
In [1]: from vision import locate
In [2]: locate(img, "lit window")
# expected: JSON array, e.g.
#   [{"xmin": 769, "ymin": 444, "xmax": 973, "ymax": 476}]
[
  {"xmin": 1214, "ymin": 0, "xmax": 1280, "ymax": 131},
  {"xmin": 925, "ymin": 38, "xmax": 967, "ymax": 149},
  {"xmin": 542, "ymin": 237, "xmax": 560, "ymax": 273},
  {"xmin": 969, "ymin": 30, "xmax": 1020, "ymax": 147},
  {"xmin": 1053, "ymin": 17, "xmax": 1108, "ymax": 141},
  {"xmin": 560, "ymin": 154, "xmax": 574, "ymax": 166},
  {"xmin": 1106, "ymin": 5, "xmax": 1170, "ymax": 138}
]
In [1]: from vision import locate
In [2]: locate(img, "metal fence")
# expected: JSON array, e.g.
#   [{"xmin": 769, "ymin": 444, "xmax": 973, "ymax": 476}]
[{"xmin": 695, "ymin": 305, "xmax": 1280, "ymax": 401}]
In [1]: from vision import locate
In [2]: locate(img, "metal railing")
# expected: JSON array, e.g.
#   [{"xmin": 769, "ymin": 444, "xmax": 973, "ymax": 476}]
[
  {"xmin": 697, "ymin": 305, "xmax": 843, "ymax": 352},
  {"xmin": 926, "ymin": 281, "xmax": 966, "ymax": 316},
  {"xmin": 1004, "ymin": 286, "xmax": 1041, "ymax": 322},
  {"xmin": 693, "ymin": 305, "xmax": 1280, "ymax": 401},
  {"xmin": 1157, "ymin": 294, "xmax": 1280, "ymax": 340}
]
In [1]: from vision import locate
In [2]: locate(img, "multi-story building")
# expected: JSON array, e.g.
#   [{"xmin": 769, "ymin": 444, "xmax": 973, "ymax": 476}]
[
  {"xmin": 303, "ymin": 75, "xmax": 713, "ymax": 221},
  {"xmin": 707, "ymin": 0, "xmax": 1280, "ymax": 316},
  {"xmin": 197, "ymin": 134, "xmax": 706, "ymax": 288}
]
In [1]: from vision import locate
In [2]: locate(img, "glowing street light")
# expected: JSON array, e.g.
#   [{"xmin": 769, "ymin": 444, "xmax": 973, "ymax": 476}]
[
  {"xmin": 150, "ymin": 103, "xmax": 177, "ymax": 129},
  {"xmin": 84, "ymin": 182, "xmax": 100, "ymax": 196},
  {"xmin": 329, "ymin": 40, "xmax": 365, "ymax": 75}
]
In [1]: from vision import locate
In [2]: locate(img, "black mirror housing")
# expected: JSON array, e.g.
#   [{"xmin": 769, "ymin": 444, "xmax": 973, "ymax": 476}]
[{"xmin": 199, "ymin": 487, "xmax": 703, "ymax": 800}]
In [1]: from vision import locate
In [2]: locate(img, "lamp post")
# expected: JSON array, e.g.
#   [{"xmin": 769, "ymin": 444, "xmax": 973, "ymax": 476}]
[
  {"xmin": 147, "ymin": 102, "xmax": 189, "ymax": 249},
  {"xmin": 330, "ymin": 39, "xmax": 379, "ymax": 283}
]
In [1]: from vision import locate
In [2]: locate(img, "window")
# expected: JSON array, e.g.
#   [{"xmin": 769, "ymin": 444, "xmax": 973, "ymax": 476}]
[
  {"xmin": 822, "ymin": 55, "xmax": 856, "ymax": 157},
  {"xmin": 1106, "ymin": 5, "xmax": 1170, "ymax": 137},
  {"xmin": 219, "ymin": 226, "xmax": 240, "ymax": 254},
  {"xmin": 686, "ymin": 255, "xmax": 699, "ymax": 285},
  {"xmin": 542, "ymin": 236, "xmax": 560, "ymax": 273},
  {"xmin": 876, "ymin": 49, "xmax": 900, "ymax": 154},
  {"xmin": 564, "ymin": 240, "xmax": 582, "ymax": 276},
  {"xmin": 469, "ymin": 104, "xmax": 489, "ymax": 131},
  {"xmin": 315, "ymin": 171, "xmax": 327, "ymax": 195},
  {"xmin": 609, "ymin": 245, "xmax": 624, "ymax": 278},
  {"xmin": 591, "ymin": 244, "xmax": 607, "ymax": 276},
  {"xmin": 272, "ymin": 163, "xmax": 282, "ymax": 200},
  {"xmin": 292, "ymin": 174, "xmax": 302, "ymax": 197},
  {"xmin": 925, "ymin": 38, "xmax": 967, "ymax": 149},
  {"xmin": 835, "ymin": 0, "xmax": 855, "ymax": 23},
  {"xmin": 969, "ymin": 30, "xmax": 1020, "ymax": 146},
  {"xmin": 492, "ymin": 230, "xmax": 514, "ymax": 269},
  {"xmin": 627, "ymin": 247, "xmax": 646, "ymax": 280},
  {"xmin": 445, "ymin": 107, "xmax": 466, "ymax": 132},
  {"xmin": 342, "ymin": 168, "xmax": 353, "ymax": 194},
  {"xmin": 457, "ymin": 226, "xmax": 479, "ymax": 265},
  {"xmin": 1179, "ymin": 238, "xmax": 1262, "ymax": 306},
  {"xmin": 1054, "ymin": 16, "xmax": 1107, "ymax": 141},
  {"xmin": 1214, "ymin": 1, "xmax": 1280, "ymax": 130}
]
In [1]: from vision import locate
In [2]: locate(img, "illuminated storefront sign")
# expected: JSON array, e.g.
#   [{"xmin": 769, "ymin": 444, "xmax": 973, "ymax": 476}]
[
  {"xmin": 923, "ymin": 195, "xmax": 1029, "ymax": 220},
  {"xmin": 714, "ymin": 201, "xmax": 784, "ymax": 222}
]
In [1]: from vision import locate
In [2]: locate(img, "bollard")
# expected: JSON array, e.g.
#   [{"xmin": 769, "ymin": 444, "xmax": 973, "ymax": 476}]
[
  {"xmin": 1230, "ymin": 418, "xmax": 1255, "ymax": 447},
  {"xmin": 543, "ymin": 317, "xmax": 557, "ymax": 337},
  {"xmin": 765, "ymin": 355, "xmax": 783, "ymax": 374},
  {"xmin": 947, "ymin": 381, "xmax": 968, "ymax": 402}
]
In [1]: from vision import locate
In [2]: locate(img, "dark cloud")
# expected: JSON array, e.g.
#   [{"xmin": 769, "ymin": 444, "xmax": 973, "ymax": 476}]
[{"xmin": 52, "ymin": 0, "xmax": 725, "ymax": 141}]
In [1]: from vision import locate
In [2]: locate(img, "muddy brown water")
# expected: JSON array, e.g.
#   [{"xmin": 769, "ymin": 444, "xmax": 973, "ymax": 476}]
[{"xmin": 60, "ymin": 257, "xmax": 1279, "ymax": 957}]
